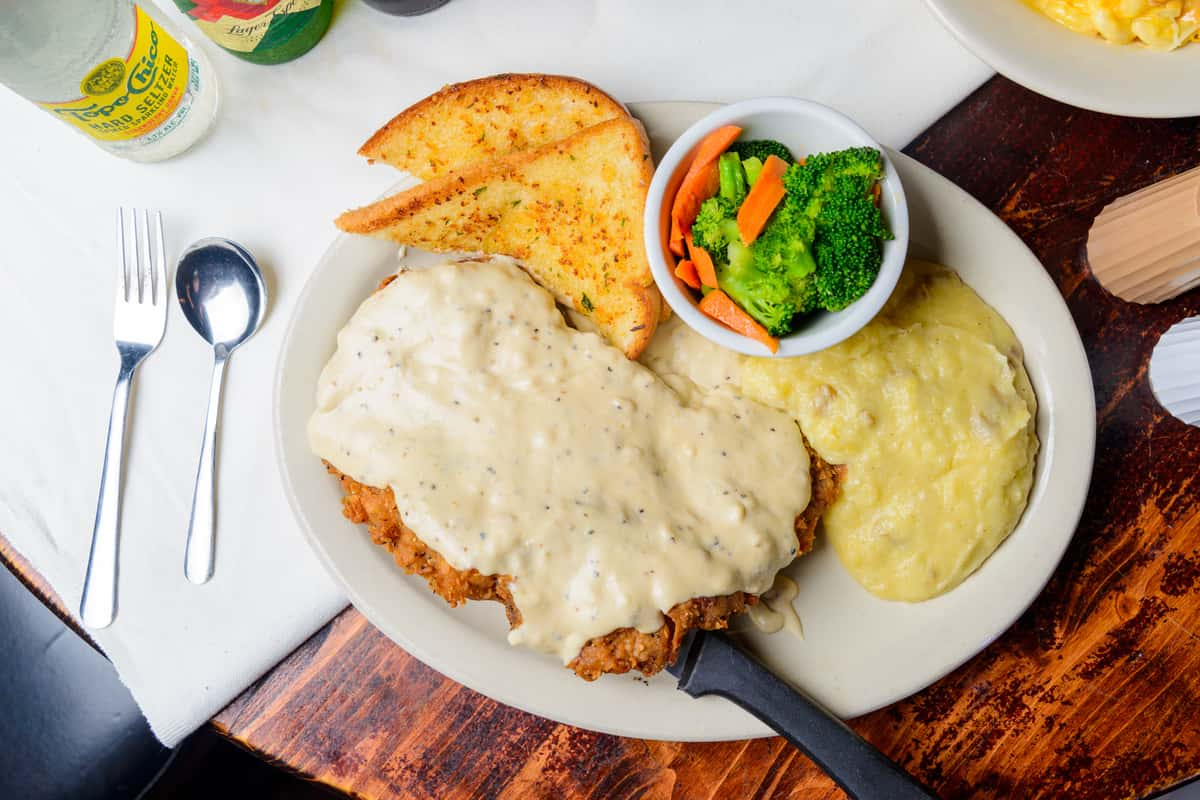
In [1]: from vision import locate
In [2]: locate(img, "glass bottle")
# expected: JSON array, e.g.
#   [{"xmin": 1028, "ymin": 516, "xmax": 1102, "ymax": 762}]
[
  {"xmin": 171, "ymin": 1, "xmax": 334, "ymax": 64},
  {"xmin": 360, "ymin": 0, "xmax": 452, "ymax": 16},
  {"xmin": 0, "ymin": 0, "xmax": 219, "ymax": 162}
]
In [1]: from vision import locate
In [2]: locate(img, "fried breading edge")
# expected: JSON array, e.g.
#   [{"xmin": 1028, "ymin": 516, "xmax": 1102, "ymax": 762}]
[{"xmin": 325, "ymin": 442, "xmax": 840, "ymax": 680}]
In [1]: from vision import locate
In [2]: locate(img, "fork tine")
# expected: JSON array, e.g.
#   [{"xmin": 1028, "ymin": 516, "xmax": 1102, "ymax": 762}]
[
  {"xmin": 153, "ymin": 211, "xmax": 166, "ymax": 306},
  {"xmin": 131, "ymin": 210, "xmax": 144, "ymax": 303},
  {"xmin": 140, "ymin": 209, "xmax": 154, "ymax": 304},
  {"xmin": 117, "ymin": 208, "xmax": 128, "ymax": 303}
]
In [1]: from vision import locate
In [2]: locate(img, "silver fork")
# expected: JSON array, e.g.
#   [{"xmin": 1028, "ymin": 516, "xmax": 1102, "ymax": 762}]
[{"xmin": 80, "ymin": 209, "xmax": 167, "ymax": 629}]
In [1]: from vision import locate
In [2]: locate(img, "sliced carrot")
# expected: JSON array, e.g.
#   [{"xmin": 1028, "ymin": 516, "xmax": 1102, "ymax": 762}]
[
  {"xmin": 685, "ymin": 233, "xmax": 719, "ymax": 288},
  {"xmin": 736, "ymin": 154, "xmax": 789, "ymax": 246},
  {"xmin": 674, "ymin": 259, "xmax": 701, "ymax": 290},
  {"xmin": 699, "ymin": 290, "xmax": 779, "ymax": 353},
  {"xmin": 871, "ymin": 182, "xmax": 882, "ymax": 206},
  {"xmin": 669, "ymin": 214, "xmax": 685, "ymax": 257},
  {"xmin": 668, "ymin": 125, "xmax": 742, "ymax": 255},
  {"xmin": 687, "ymin": 125, "xmax": 743, "ymax": 178},
  {"xmin": 669, "ymin": 160, "xmax": 720, "ymax": 256}
]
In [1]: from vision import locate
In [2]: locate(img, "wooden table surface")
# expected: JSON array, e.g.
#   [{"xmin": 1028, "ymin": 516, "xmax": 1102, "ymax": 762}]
[{"xmin": 5, "ymin": 75, "xmax": 1200, "ymax": 800}]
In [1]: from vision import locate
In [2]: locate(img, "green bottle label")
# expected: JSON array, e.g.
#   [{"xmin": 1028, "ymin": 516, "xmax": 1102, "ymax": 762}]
[{"xmin": 174, "ymin": 0, "xmax": 332, "ymax": 64}]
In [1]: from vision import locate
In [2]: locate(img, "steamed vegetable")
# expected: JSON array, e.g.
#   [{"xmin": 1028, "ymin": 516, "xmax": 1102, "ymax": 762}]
[
  {"xmin": 669, "ymin": 125, "xmax": 743, "ymax": 256},
  {"xmin": 782, "ymin": 147, "xmax": 893, "ymax": 311},
  {"xmin": 685, "ymin": 233, "xmax": 719, "ymax": 288},
  {"xmin": 752, "ymin": 211, "xmax": 819, "ymax": 317},
  {"xmin": 674, "ymin": 258, "xmax": 702, "ymax": 289},
  {"xmin": 690, "ymin": 154, "xmax": 817, "ymax": 335},
  {"xmin": 689, "ymin": 195, "xmax": 739, "ymax": 254},
  {"xmin": 691, "ymin": 191, "xmax": 818, "ymax": 336},
  {"xmin": 663, "ymin": 134, "xmax": 892, "ymax": 342},
  {"xmin": 742, "ymin": 156, "xmax": 764, "ymax": 186},
  {"xmin": 698, "ymin": 289, "xmax": 780, "ymax": 353},
  {"xmin": 736, "ymin": 154, "xmax": 788, "ymax": 245},
  {"xmin": 728, "ymin": 139, "xmax": 795, "ymax": 165},
  {"xmin": 669, "ymin": 159, "xmax": 720, "ymax": 257},
  {"xmin": 717, "ymin": 152, "xmax": 748, "ymax": 206},
  {"xmin": 715, "ymin": 241, "xmax": 806, "ymax": 338}
]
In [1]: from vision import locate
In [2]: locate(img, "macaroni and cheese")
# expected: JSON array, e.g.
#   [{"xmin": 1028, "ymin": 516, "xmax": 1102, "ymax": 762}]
[{"xmin": 1025, "ymin": 0, "xmax": 1200, "ymax": 50}]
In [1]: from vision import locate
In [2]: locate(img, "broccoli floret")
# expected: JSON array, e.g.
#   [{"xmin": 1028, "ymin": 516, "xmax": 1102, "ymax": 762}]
[
  {"xmin": 753, "ymin": 214, "xmax": 819, "ymax": 316},
  {"xmin": 716, "ymin": 256, "xmax": 799, "ymax": 337},
  {"xmin": 728, "ymin": 139, "xmax": 795, "ymax": 165},
  {"xmin": 816, "ymin": 175, "xmax": 892, "ymax": 240},
  {"xmin": 783, "ymin": 146, "xmax": 885, "ymax": 217},
  {"xmin": 710, "ymin": 208, "xmax": 819, "ymax": 336},
  {"xmin": 814, "ymin": 233, "xmax": 882, "ymax": 311},
  {"xmin": 717, "ymin": 152, "xmax": 747, "ymax": 206},
  {"xmin": 779, "ymin": 169, "xmax": 826, "ymax": 224},
  {"xmin": 811, "ymin": 171, "xmax": 893, "ymax": 310},
  {"xmin": 764, "ymin": 193, "xmax": 817, "ymax": 247},
  {"xmin": 790, "ymin": 263, "xmax": 819, "ymax": 315},
  {"xmin": 718, "ymin": 217, "xmax": 743, "ymax": 249},
  {"xmin": 728, "ymin": 236, "xmax": 754, "ymax": 273},
  {"xmin": 754, "ymin": 217, "xmax": 816, "ymax": 277},
  {"xmin": 690, "ymin": 196, "xmax": 738, "ymax": 254},
  {"xmin": 814, "ymin": 146, "xmax": 885, "ymax": 180},
  {"xmin": 781, "ymin": 147, "xmax": 891, "ymax": 312}
]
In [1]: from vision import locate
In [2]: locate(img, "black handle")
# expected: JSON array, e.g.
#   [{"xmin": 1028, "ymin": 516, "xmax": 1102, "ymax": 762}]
[{"xmin": 676, "ymin": 633, "xmax": 935, "ymax": 800}]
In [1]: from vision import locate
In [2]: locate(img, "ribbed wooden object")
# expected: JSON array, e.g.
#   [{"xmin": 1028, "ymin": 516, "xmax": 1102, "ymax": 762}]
[{"xmin": 1087, "ymin": 164, "xmax": 1200, "ymax": 303}]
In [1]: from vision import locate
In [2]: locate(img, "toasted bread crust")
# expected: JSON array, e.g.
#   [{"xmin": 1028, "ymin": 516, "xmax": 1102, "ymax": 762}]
[
  {"xmin": 338, "ymin": 118, "xmax": 661, "ymax": 358},
  {"xmin": 359, "ymin": 73, "xmax": 628, "ymax": 180},
  {"xmin": 326, "ymin": 442, "xmax": 841, "ymax": 680}
]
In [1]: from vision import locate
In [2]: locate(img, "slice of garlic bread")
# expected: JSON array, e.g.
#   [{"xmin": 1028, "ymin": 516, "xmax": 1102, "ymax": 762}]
[
  {"xmin": 337, "ymin": 117, "xmax": 661, "ymax": 358},
  {"xmin": 359, "ymin": 73, "xmax": 628, "ymax": 180}
]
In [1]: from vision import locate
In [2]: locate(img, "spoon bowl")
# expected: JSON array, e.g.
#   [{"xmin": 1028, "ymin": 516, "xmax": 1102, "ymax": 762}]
[
  {"xmin": 176, "ymin": 238, "xmax": 267, "ymax": 584},
  {"xmin": 177, "ymin": 238, "xmax": 266, "ymax": 354}
]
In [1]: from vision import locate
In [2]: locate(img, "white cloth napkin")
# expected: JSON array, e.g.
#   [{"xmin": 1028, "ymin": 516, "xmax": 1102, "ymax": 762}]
[{"xmin": 0, "ymin": 0, "xmax": 990, "ymax": 746}]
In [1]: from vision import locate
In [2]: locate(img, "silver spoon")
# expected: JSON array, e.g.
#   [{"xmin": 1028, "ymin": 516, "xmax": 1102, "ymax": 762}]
[{"xmin": 177, "ymin": 238, "xmax": 266, "ymax": 584}]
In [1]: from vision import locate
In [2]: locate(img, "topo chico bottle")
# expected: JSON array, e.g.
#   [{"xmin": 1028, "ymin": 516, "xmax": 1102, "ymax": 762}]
[
  {"xmin": 171, "ymin": 0, "xmax": 334, "ymax": 65},
  {"xmin": 0, "ymin": 0, "xmax": 219, "ymax": 162}
]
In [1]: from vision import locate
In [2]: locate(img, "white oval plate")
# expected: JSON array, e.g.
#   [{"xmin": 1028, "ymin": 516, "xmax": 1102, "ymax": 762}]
[
  {"xmin": 924, "ymin": 0, "xmax": 1200, "ymax": 118},
  {"xmin": 275, "ymin": 102, "xmax": 1096, "ymax": 741}
]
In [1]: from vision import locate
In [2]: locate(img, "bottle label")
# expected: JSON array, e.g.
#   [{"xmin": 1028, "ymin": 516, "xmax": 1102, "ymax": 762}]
[
  {"xmin": 37, "ymin": 6, "xmax": 191, "ymax": 143},
  {"xmin": 178, "ymin": 0, "xmax": 323, "ymax": 53}
]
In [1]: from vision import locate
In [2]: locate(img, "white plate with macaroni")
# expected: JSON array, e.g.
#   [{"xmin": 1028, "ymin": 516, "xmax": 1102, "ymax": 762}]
[
  {"xmin": 924, "ymin": 0, "xmax": 1200, "ymax": 118},
  {"xmin": 275, "ymin": 101, "xmax": 1096, "ymax": 741}
]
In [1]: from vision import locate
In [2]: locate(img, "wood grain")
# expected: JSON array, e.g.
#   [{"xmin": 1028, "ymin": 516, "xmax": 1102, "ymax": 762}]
[{"xmin": 6, "ymin": 75, "xmax": 1200, "ymax": 799}]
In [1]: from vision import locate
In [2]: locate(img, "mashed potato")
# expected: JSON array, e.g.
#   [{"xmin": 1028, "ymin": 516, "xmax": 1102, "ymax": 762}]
[{"xmin": 740, "ymin": 260, "xmax": 1039, "ymax": 601}]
